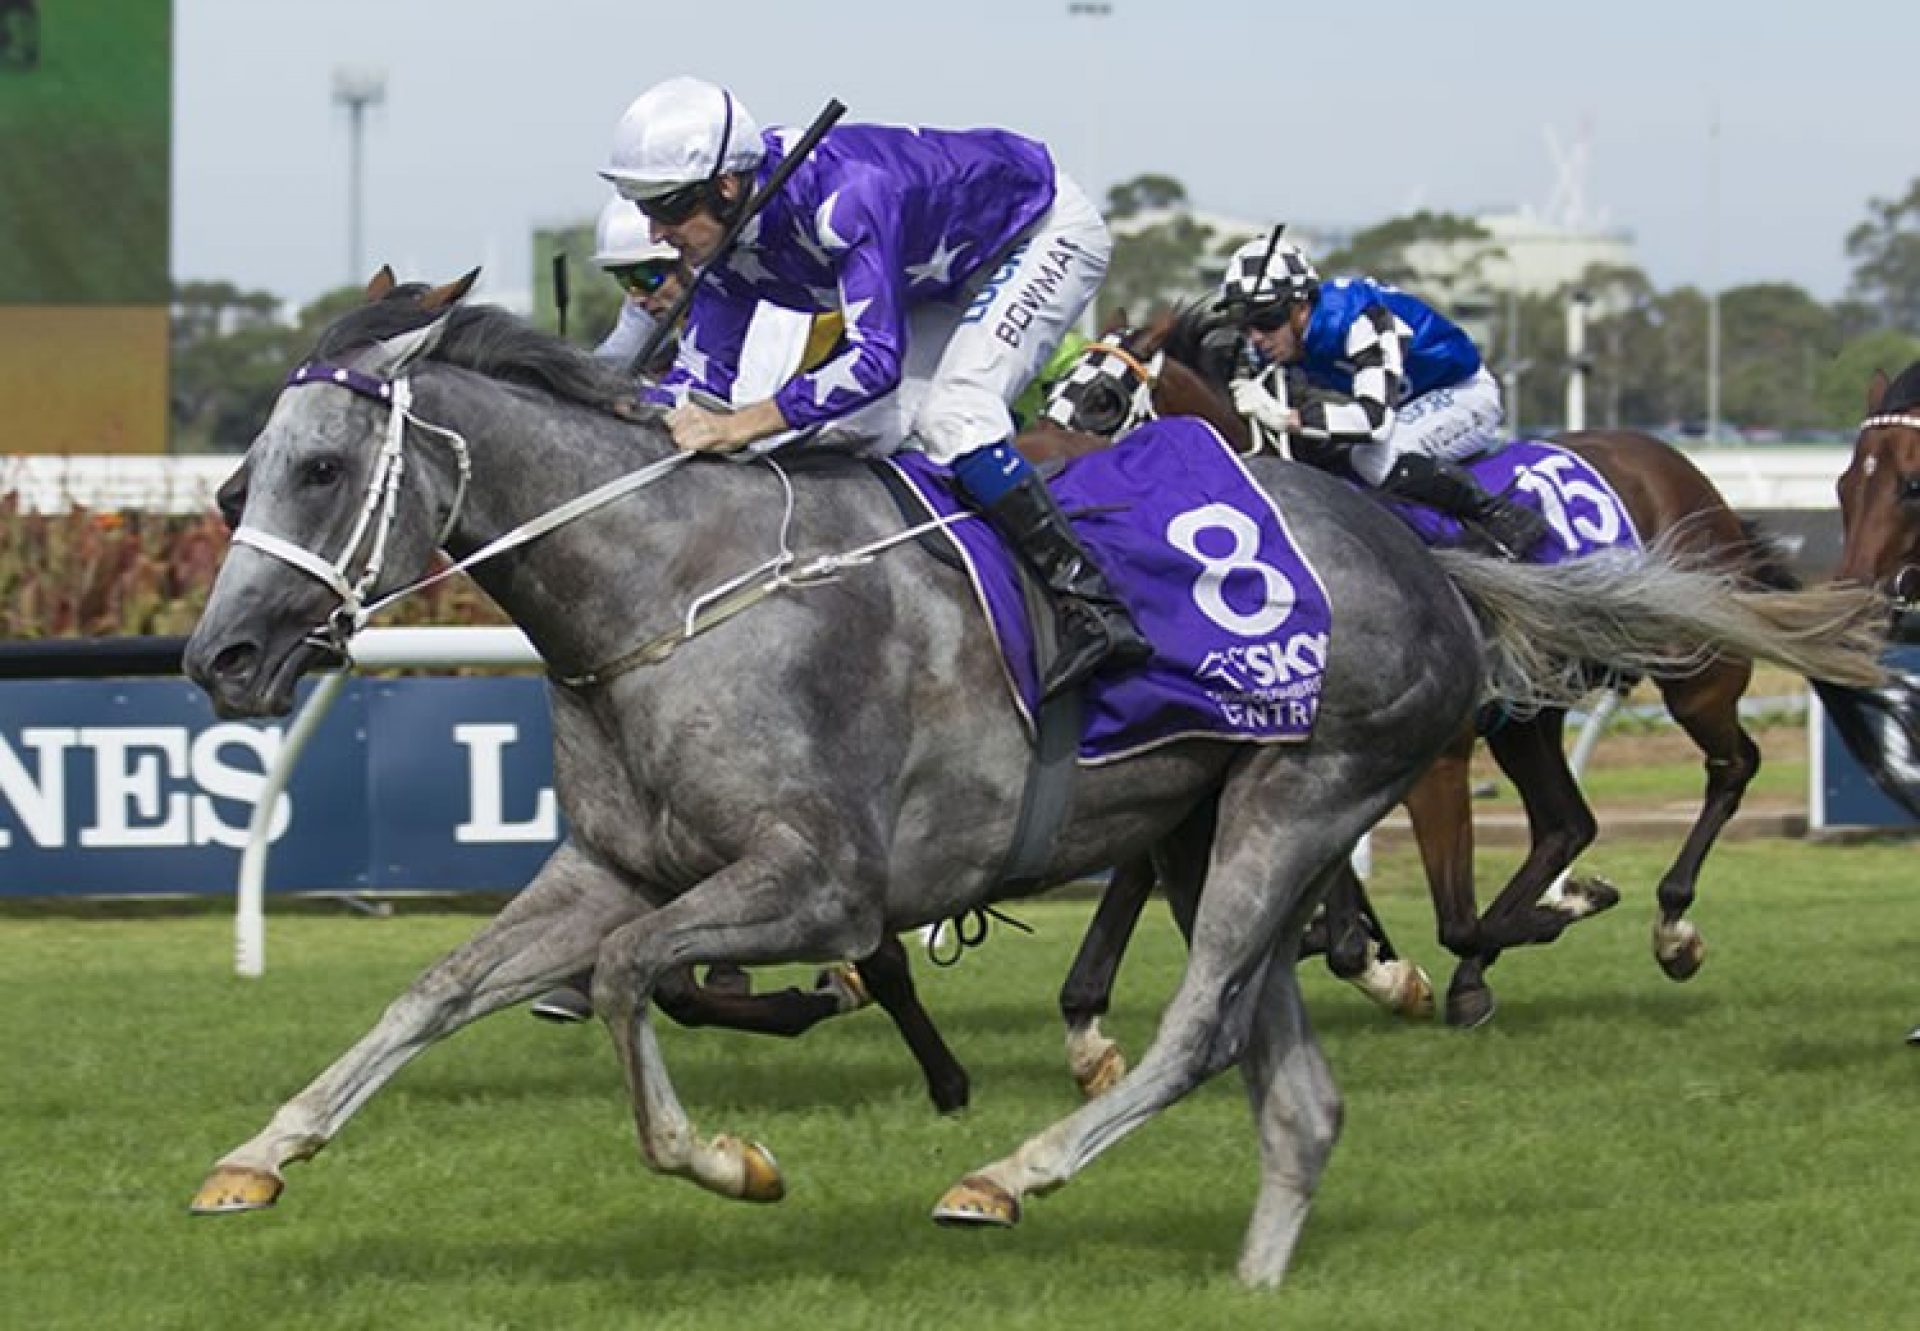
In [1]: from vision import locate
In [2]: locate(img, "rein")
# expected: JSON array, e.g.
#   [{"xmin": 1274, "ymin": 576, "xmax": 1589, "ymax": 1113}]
[{"xmin": 234, "ymin": 358, "xmax": 976, "ymax": 683}]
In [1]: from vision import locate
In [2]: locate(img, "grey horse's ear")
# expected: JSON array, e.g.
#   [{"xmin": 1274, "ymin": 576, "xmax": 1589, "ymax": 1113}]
[
  {"xmin": 419, "ymin": 268, "xmax": 481, "ymax": 312},
  {"xmin": 367, "ymin": 316, "xmax": 451, "ymax": 376}
]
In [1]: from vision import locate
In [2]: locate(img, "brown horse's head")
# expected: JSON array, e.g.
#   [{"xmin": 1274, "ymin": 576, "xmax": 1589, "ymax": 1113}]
[
  {"xmin": 1031, "ymin": 304, "xmax": 1253, "ymax": 454},
  {"xmin": 1836, "ymin": 364, "xmax": 1920, "ymax": 612}
]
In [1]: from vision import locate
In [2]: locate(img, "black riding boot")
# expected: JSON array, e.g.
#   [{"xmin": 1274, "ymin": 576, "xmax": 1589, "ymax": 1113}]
[
  {"xmin": 981, "ymin": 471, "xmax": 1152, "ymax": 698},
  {"xmin": 1380, "ymin": 454, "xmax": 1551, "ymax": 558}
]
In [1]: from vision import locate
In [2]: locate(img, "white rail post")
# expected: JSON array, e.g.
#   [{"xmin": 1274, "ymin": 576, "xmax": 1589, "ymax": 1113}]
[
  {"xmin": 232, "ymin": 627, "xmax": 544, "ymax": 977},
  {"xmin": 236, "ymin": 670, "xmax": 349, "ymax": 977}
]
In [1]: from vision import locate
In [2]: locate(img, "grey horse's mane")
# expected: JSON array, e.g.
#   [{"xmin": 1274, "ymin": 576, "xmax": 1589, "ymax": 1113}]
[{"xmin": 312, "ymin": 294, "xmax": 658, "ymax": 421}]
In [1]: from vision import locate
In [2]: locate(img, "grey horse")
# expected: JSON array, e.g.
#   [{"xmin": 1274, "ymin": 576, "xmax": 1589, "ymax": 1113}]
[{"xmin": 180, "ymin": 275, "xmax": 1888, "ymax": 1286}]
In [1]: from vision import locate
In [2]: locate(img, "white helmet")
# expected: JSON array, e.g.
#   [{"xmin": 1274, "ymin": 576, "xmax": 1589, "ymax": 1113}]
[
  {"xmin": 599, "ymin": 76, "xmax": 764, "ymax": 202},
  {"xmin": 590, "ymin": 196, "xmax": 676, "ymax": 268},
  {"xmin": 1216, "ymin": 228, "xmax": 1320, "ymax": 317}
]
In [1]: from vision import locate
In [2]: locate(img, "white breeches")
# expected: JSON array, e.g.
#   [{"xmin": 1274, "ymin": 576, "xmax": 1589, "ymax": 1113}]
[
  {"xmin": 1347, "ymin": 366, "xmax": 1504, "ymax": 486},
  {"xmin": 832, "ymin": 173, "xmax": 1110, "ymax": 463}
]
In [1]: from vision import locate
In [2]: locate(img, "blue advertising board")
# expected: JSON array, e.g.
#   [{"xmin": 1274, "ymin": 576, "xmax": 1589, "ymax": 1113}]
[{"xmin": 0, "ymin": 676, "xmax": 561, "ymax": 896}]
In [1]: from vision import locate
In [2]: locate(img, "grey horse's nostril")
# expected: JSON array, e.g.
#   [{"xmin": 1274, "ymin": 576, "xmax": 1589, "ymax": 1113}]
[{"xmin": 210, "ymin": 641, "xmax": 260, "ymax": 681}]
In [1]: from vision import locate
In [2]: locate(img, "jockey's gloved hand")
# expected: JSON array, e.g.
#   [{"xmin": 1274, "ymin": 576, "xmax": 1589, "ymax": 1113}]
[{"xmin": 1230, "ymin": 376, "xmax": 1292, "ymax": 437}]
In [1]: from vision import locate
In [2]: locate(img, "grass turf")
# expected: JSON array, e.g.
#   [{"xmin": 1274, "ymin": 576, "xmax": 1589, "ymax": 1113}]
[{"xmin": 1, "ymin": 838, "xmax": 1915, "ymax": 1330}]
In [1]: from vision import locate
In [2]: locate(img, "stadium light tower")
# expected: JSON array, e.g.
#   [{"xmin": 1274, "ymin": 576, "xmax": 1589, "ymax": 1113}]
[
  {"xmin": 1067, "ymin": 2, "xmax": 1112, "ymax": 332},
  {"xmin": 333, "ymin": 66, "xmax": 387, "ymax": 286}
]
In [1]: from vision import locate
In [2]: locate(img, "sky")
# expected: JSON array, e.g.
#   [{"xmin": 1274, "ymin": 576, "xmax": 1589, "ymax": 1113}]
[{"xmin": 171, "ymin": 0, "xmax": 1919, "ymax": 310}]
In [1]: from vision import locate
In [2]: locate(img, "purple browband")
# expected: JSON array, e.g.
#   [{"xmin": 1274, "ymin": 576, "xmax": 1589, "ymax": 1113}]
[{"xmin": 286, "ymin": 361, "xmax": 394, "ymax": 403}]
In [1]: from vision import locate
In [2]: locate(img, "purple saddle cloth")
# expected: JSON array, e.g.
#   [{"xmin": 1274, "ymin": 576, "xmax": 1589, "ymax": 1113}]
[
  {"xmin": 887, "ymin": 417, "xmax": 1333, "ymax": 765},
  {"xmin": 1382, "ymin": 439, "xmax": 1641, "ymax": 562}
]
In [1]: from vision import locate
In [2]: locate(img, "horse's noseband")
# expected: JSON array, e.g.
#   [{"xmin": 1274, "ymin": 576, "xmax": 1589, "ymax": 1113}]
[{"xmin": 1041, "ymin": 336, "xmax": 1163, "ymax": 437}]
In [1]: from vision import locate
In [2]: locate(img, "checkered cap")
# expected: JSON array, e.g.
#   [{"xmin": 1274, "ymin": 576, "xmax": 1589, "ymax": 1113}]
[{"xmin": 1217, "ymin": 233, "xmax": 1319, "ymax": 315}]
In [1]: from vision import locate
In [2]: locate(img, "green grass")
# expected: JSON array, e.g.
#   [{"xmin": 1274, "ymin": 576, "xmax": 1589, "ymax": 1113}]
[{"xmin": 2, "ymin": 839, "xmax": 1916, "ymax": 1330}]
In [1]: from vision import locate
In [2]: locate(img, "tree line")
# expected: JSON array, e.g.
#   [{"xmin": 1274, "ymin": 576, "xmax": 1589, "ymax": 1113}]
[
  {"xmin": 169, "ymin": 177, "xmax": 1920, "ymax": 452},
  {"xmin": 1098, "ymin": 175, "xmax": 1920, "ymax": 439}
]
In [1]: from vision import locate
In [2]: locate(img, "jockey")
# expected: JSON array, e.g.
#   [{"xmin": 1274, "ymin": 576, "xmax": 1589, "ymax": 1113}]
[
  {"xmin": 1216, "ymin": 230, "xmax": 1550, "ymax": 558},
  {"xmin": 599, "ymin": 76, "xmax": 1148, "ymax": 698},
  {"xmin": 589, "ymin": 195, "xmax": 686, "ymax": 373},
  {"xmin": 590, "ymin": 194, "xmax": 845, "ymax": 404}
]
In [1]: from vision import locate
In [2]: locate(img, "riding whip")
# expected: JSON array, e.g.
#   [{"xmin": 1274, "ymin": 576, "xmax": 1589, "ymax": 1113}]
[
  {"xmin": 627, "ymin": 97, "xmax": 849, "ymax": 377},
  {"xmin": 551, "ymin": 251, "xmax": 570, "ymax": 338}
]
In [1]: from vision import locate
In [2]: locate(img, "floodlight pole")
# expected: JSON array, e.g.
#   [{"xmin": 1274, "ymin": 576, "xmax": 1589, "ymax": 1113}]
[
  {"xmin": 333, "ymin": 67, "xmax": 387, "ymax": 286},
  {"xmin": 1067, "ymin": 1, "xmax": 1113, "ymax": 334}
]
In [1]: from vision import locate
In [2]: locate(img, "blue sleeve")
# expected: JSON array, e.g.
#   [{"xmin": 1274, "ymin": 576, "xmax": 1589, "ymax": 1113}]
[{"xmin": 773, "ymin": 171, "xmax": 907, "ymax": 430}]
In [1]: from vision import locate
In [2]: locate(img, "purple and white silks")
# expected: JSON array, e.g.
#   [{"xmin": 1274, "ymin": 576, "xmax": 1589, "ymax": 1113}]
[
  {"xmin": 1384, "ymin": 439, "xmax": 1641, "ymax": 562},
  {"xmin": 663, "ymin": 124, "xmax": 1058, "ymax": 430},
  {"xmin": 889, "ymin": 417, "xmax": 1333, "ymax": 765}
]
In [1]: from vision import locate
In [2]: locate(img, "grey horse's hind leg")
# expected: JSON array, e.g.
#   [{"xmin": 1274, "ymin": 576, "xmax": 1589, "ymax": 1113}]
[
  {"xmin": 190, "ymin": 841, "xmax": 643, "ymax": 1214},
  {"xmin": 932, "ymin": 759, "xmax": 1384, "ymax": 1258},
  {"xmin": 1236, "ymin": 935, "xmax": 1342, "ymax": 1287}
]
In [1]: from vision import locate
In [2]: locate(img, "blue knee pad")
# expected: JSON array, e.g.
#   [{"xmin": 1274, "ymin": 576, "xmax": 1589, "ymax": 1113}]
[{"xmin": 950, "ymin": 441, "xmax": 1033, "ymax": 507}]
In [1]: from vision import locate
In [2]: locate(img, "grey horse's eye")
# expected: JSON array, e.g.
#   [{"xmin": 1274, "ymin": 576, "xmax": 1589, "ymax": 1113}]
[{"xmin": 300, "ymin": 456, "xmax": 345, "ymax": 488}]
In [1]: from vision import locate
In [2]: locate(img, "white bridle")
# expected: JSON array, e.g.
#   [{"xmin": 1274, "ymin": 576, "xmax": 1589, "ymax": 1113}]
[
  {"xmin": 226, "ymin": 359, "xmax": 972, "ymax": 682},
  {"xmin": 1859, "ymin": 412, "xmax": 1920, "ymax": 436},
  {"xmin": 230, "ymin": 359, "xmax": 695, "ymax": 655}
]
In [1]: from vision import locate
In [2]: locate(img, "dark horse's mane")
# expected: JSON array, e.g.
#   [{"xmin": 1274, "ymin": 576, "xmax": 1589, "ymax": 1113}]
[
  {"xmin": 1880, "ymin": 360, "xmax": 1920, "ymax": 416},
  {"xmin": 1160, "ymin": 299, "xmax": 1238, "ymax": 393},
  {"xmin": 311, "ymin": 290, "xmax": 655, "ymax": 421}
]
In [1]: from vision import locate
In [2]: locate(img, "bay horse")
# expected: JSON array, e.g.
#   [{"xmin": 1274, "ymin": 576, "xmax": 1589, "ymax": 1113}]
[
  {"xmin": 1041, "ymin": 306, "xmax": 1879, "ymax": 1032},
  {"xmin": 177, "ymin": 272, "xmax": 1883, "ymax": 1285},
  {"xmin": 1835, "ymin": 362, "xmax": 1920, "ymax": 1045}
]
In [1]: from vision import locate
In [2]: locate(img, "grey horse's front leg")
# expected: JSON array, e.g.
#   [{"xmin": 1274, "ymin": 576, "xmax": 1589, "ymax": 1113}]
[
  {"xmin": 1235, "ymin": 936, "xmax": 1342, "ymax": 1286},
  {"xmin": 189, "ymin": 841, "xmax": 642, "ymax": 1214},
  {"xmin": 591, "ymin": 823, "xmax": 882, "ymax": 1204}
]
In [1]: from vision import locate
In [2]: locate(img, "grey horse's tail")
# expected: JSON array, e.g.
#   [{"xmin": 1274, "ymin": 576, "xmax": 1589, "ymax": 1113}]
[{"xmin": 1434, "ymin": 544, "xmax": 1891, "ymax": 711}]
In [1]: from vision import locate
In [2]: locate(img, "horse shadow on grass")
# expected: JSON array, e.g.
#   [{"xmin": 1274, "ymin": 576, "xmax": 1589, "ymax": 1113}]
[{"xmin": 284, "ymin": 1182, "xmax": 1245, "ymax": 1294}]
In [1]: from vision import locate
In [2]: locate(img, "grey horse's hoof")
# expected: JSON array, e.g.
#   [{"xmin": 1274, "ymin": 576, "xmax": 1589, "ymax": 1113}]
[{"xmin": 932, "ymin": 1175, "xmax": 1020, "ymax": 1227}]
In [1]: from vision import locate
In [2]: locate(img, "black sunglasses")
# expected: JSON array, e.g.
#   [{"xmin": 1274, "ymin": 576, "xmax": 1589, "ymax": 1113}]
[
  {"xmin": 607, "ymin": 260, "xmax": 675, "ymax": 295},
  {"xmin": 635, "ymin": 183, "xmax": 708, "ymax": 226},
  {"xmin": 1241, "ymin": 302, "xmax": 1299, "ymax": 333}
]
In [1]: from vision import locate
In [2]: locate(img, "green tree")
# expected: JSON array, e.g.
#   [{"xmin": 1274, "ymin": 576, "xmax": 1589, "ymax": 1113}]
[
  {"xmin": 1098, "ymin": 211, "xmax": 1217, "ymax": 325},
  {"xmin": 169, "ymin": 282, "xmax": 372, "ymax": 453},
  {"xmin": 1104, "ymin": 173, "xmax": 1188, "ymax": 221},
  {"xmin": 1845, "ymin": 177, "xmax": 1920, "ymax": 333},
  {"xmin": 1321, "ymin": 211, "xmax": 1499, "ymax": 306},
  {"xmin": 1816, "ymin": 327, "xmax": 1920, "ymax": 427},
  {"xmin": 1717, "ymin": 282, "xmax": 1840, "ymax": 431}
]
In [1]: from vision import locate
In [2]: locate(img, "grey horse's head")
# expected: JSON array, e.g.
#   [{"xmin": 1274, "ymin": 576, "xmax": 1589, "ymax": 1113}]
[{"xmin": 184, "ymin": 270, "xmax": 478, "ymax": 718}]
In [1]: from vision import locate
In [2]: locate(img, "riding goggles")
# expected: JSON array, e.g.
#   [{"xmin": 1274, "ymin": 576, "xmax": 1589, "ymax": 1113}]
[{"xmin": 606, "ymin": 260, "xmax": 676, "ymax": 295}]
